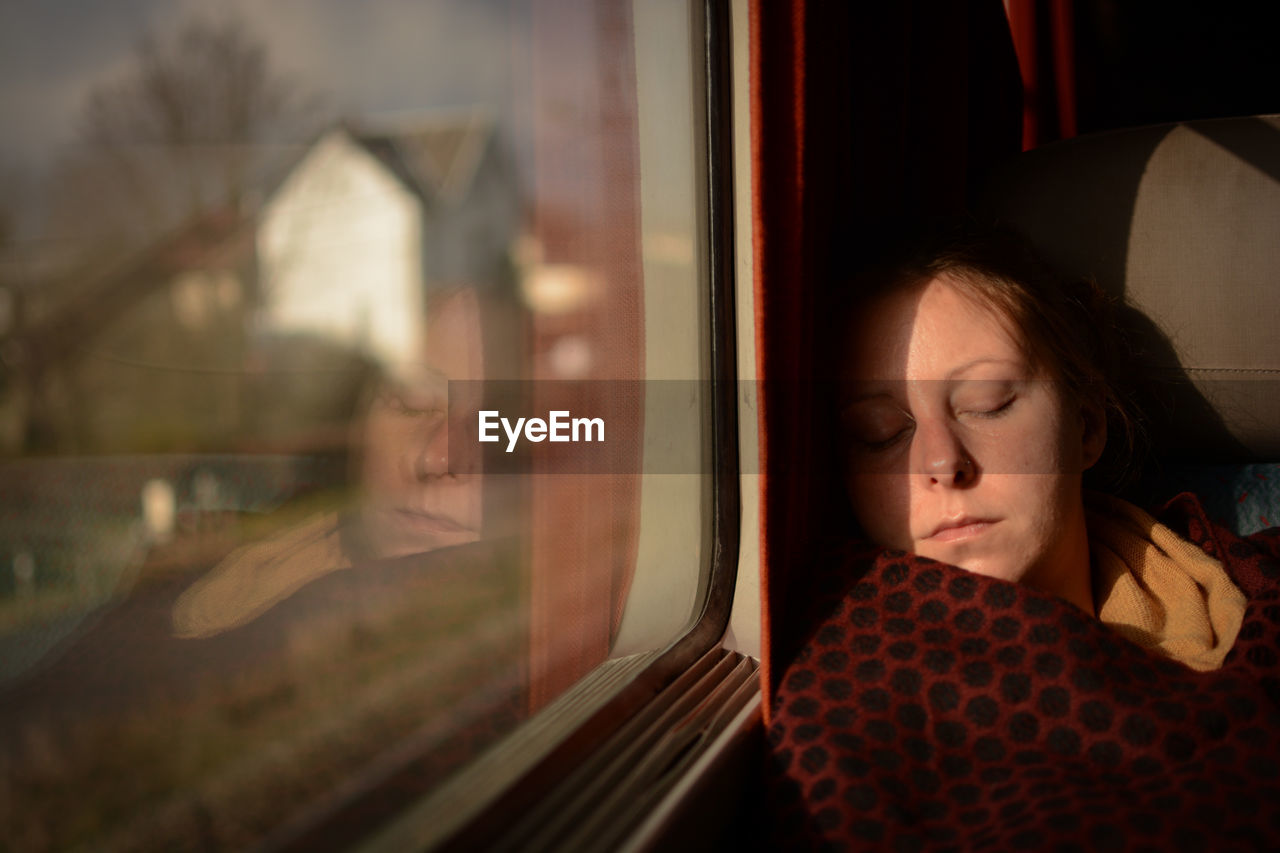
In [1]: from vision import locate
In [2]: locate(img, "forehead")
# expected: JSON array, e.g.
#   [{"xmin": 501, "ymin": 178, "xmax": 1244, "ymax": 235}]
[
  {"xmin": 425, "ymin": 291, "xmax": 483, "ymax": 381},
  {"xmin": 382, "ymin": 290, "xmax": 485, "ymax": 388},
  {"xmin": 844, "ymin": 274, "xmax": 1028, "ymax": 383}
]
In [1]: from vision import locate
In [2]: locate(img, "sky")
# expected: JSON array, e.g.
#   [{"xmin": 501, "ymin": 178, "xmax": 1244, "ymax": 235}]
[{"xmin": 0, "ymin": 0, "xmax": 525, "ymax": 170}]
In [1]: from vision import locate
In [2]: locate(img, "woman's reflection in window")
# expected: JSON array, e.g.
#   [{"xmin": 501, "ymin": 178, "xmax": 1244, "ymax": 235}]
[
  {"xmin": 173, "ymin": 287, "xmax": 506, "ymax": 639},
  {"xmin": 354, "ymin": 289, "xmax": 485, "ymax": 559}
]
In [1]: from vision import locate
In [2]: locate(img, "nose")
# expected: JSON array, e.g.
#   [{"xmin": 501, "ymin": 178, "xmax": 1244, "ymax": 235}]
[
  {"xmin": 912, "ymin": 419, "xmax": 975, "ymax": 487},
  {"xmin": 411, "ymin": 414, "xmax": 451, "ymax": 481}
]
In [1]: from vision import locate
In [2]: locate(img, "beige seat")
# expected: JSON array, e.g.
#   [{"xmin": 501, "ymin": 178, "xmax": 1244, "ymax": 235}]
[{"xmin": 980, "ymin": 116, "xmax": 1280, "ymax": 463}]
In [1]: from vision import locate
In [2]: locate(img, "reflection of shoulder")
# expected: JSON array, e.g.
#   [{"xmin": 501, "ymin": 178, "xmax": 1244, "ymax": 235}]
[{"xmin": 172, "ymin": 512, "xmax": 350, "ymax": 639}]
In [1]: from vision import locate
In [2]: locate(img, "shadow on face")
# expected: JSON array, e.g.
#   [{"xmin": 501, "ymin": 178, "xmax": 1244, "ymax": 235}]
[{"xmin": 839, "ymin": 275, "xmax": 1103, "ymax": 609}]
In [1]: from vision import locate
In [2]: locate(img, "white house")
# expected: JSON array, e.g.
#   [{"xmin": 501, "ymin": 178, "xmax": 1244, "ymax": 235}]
[{"xmin": 256, "ymin": 111, "xmax": 519, "ymax": 374}]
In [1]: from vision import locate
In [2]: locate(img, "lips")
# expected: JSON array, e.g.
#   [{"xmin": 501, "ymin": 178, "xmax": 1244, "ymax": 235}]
[
  {"xmin": 391, "ymin": 508, "xmax": 475, "ymax": 535},
  {"xmin": 925, "ymin": 516, "xmax": 997, "ymax": 543}
]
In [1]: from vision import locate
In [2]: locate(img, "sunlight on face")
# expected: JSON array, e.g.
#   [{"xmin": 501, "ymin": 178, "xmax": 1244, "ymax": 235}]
[{"xmin": 841, "ymin": 275, "xmax": 1103, "ymax": 608}]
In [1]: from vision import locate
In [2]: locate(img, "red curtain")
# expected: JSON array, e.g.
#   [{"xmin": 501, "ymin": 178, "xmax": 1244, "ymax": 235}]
[
  {"xmin": 752, "ymin": 0, "xmax": 1022, "ymax": 721},
  {"xmin": 1007, "ymin": 0, "xmax": 1078, "ymax": 149},
  {"xmin": 525, "ymin": 0, "xmax": 645, "ymax": 712}
]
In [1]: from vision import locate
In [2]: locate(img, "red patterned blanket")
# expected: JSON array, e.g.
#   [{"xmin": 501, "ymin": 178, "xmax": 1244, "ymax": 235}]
[{"xmin": 767, "ymin": 493, "xmax": 1280, "ymax": 850}]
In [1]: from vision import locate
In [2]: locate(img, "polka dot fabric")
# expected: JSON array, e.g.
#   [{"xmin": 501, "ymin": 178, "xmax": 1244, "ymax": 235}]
[{"xmin": 767, "ymin": 494, "xmax": 1280, "ymax": 850}]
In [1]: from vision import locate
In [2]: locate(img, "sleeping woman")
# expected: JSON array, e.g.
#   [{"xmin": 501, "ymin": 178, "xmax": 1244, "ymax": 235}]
[
  {"xmin": 172, "ymin": 287, "xmax": 502, "ymax": 639},
  {"xmin": 767, "ymin": 228, "xmax": 1280, "ymax": 849}
]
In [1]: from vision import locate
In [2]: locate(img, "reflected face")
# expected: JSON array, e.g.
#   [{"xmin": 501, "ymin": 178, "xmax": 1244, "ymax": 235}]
[
  {"xmin": 358, "ymin": 291, "xmax": 484, "ymax": 557},
  {"xmin": 840, "ymin": 275, "xmax": 1102, "ymax": 596}
]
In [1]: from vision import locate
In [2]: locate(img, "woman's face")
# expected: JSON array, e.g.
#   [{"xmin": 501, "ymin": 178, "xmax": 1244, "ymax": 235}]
[
  {"xmin": 840, "ymin": 274, "xmax": 1104, "ymax": 601},
  {"xmin": 357, "ymin": 291, "xmax": 485, "ymax": 558}
]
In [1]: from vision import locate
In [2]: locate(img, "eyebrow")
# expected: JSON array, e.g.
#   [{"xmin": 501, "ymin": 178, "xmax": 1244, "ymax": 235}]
[
  {"xmin": 389, "ymin": 365, "xmax": 451, "ymax": 387},
  {"xmin": 843, "ymin": 390, "xmax": 896, "ymax": 406},
  {"xmin": 843, "ymin": 357, "xmax": 1025, "ymax": 402},
  {"xmin": 946, "ymin": 357, "xmax": 1024, "ymax": 381}
]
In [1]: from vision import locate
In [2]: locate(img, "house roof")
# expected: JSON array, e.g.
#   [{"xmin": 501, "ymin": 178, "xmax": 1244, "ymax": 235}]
[
  {"xmin": 4, "ymin": 110, "xmax": 500, "ymax": 376},
  {"xmin": 351, "ymin": 110, "xmax": 496, "ymax": 205}
]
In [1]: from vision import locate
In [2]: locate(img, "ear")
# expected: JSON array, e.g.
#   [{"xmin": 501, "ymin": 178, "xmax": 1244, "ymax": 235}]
[{"xmin": 1079, "ymin": 396, "xmax": 1107, "ymax": 471}]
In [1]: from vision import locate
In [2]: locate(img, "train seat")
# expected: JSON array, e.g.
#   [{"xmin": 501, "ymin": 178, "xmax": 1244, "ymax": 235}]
[{"xmin": 980, "ymin": 115, "xmax": 1280, "ymax": 531}]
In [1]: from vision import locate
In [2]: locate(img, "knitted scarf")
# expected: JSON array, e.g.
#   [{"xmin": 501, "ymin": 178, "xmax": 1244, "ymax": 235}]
[
  {"xmin": 1088, "ymin": 492, "xmax": 1245, "ymax": 671},
  {"xmin": 766, "ymin": 493, "xmax": 1280, "ymax": 850},
  {"xmin": 172, "ymin": 511, "xmax": 349, "ymax": 638}
]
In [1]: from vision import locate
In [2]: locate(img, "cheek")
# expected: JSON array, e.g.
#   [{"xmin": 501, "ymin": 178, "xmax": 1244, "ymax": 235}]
[
  {"xmin": 846, "ymin": 471, "xmax": 912, "ymax": 547},
  {"xmin": 967, "ymin": 399, "xmax": 1078, "ymax": 476},
  {"xmin": 360, "ymin": 415, "xmax": 409, "ymax": 495}
]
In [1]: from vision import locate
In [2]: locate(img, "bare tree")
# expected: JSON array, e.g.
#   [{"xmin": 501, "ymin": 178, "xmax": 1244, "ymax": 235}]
[
  {"xmin": 63, "ymin": 14, "xmax": 323, "ymax": 242},
  {"xmin": 9, "ymin": 15, "xmax": 327, "ymax": 454}
]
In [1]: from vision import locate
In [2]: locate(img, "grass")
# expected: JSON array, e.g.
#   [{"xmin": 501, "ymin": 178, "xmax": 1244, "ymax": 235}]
[
  {"xmin": 0, "ymin": 518, "xmax": 144, "ymax": 635},
  {"xmin": 0, "ymin": 488, "xmax": 356, "ymax": 636},
  {"xmin": 1, "ymin": 544, "xmax": 525, "ymax": 852}
]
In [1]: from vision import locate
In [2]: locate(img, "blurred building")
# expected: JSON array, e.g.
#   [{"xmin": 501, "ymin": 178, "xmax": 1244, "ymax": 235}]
[
  {"xmin": 258, "ymin": 110, "xmax": 520, "ymax": 375},
  {"xmin": 0, "ymin": 111, "xmax": 520, "ymax": 457}
]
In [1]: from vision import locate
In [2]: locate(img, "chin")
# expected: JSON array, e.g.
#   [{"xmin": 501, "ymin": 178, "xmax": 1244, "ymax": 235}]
[
  {"xmin": 374, "ymin": 532, "xmax": 481, "ymax": 560},
  {"xmin": 953, "ymin": 557, "xmax": 1028, "ymax": 585},
  {"xmin": 916, "ymin": 543, "xmax": 1028, "ymax": 585},
  {"xmin": 381, "ymin": 540, "xmax": 470, "ymax": 560},
  {"xmin": 359, "ymin": 510, "xmax": 481, "ymax": 559}
]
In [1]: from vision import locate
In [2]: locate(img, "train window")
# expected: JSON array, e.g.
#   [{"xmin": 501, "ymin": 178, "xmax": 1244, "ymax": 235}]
[{"xmin": 0, "ymin": 0, "xmax": 741, "ymax": 848}]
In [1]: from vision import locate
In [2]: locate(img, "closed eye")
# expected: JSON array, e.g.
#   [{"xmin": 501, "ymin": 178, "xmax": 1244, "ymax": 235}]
[
  {"xmin": 963, "ymin": 395, "xmax": 1016, "ymax": 418},
  {"xmin": 379, "ymin": 389, "xmax": 447, "ymax": 420},
  {"xmin": 854, "ymin": 422, "xmax": 914, "ymax": 451}
]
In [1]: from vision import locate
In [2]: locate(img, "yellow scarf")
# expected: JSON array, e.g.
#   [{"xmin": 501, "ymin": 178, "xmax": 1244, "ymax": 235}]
[
  {"xmin": 1087, "ymin": 493, "xmax": 1246, "ymax": 672},
  {"xmin": 172, "ymin": 512, "xmax": 349, "ymax": 639}
]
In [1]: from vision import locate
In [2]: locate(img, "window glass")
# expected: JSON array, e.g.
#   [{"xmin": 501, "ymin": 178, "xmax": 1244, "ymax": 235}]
[{"xmin": 0, "ymin": 1, "xmax": 712, "ymax": 848}]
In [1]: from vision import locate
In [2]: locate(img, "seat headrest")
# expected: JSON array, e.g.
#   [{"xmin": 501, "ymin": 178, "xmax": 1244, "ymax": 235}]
[{"xmin": 980, "ymin": 116, "xmax": 1280, "ymax": 461}]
